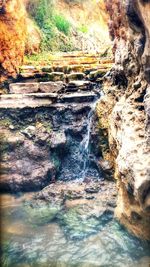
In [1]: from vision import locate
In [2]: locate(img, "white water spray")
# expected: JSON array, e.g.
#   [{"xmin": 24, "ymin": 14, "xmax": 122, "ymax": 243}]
[{"xmin": 80, "ymin": 100, "xmax": 98, "ymax": 179}]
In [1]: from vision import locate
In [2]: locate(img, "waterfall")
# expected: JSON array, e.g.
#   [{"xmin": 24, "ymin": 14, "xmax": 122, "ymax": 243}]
[{"xmin": 80, "ymin": 100, "xmax": 98, "ymax": 180}]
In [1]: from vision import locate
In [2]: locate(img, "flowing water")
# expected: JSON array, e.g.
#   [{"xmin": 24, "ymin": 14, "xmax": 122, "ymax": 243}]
[
  {"xmin": 1, "ymin": 193, "xmax": 150, "ymax": 267},
  {"xmin": 1, "ymin": 93, "xmax": 150, "ymax": 267},
  {"xmin": 79, "ymin": 101, "xmax": 98, "ymax": 180}
]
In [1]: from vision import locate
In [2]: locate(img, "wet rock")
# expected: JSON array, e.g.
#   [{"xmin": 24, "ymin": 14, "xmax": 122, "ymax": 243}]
[
  {"xmin": 99, "ymin": 159, "xmax": 114, "ymax": 180},
  {"xmin": 21, "ymin": 126, "xmax": 36, "ymax": 139},
  {"xmin": 65, "ymin": 190, "xmax": 84, "ymax": 200},
  {"xmin": 85, "ymin": 187, "xmax": 100, "ymax": 194},
  {"xmin": 0, "ymin": 94, "xmax": 101, "ymax": 191},
  {"xmin": 9, "ymin": 83, "xmax": 39, "ymax": 94},
  {"xmin": 99, "ymin": 160, "xmax": 112, "ymax": 171},
  {"xmin": 24, "ymin": 201, "xmax": 59, "ymax": 225}
]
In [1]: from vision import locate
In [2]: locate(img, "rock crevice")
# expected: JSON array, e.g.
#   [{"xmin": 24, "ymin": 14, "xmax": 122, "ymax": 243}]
[{"xmin": 97, "ymin": 0, "xmax": 150, "ymax": 240}]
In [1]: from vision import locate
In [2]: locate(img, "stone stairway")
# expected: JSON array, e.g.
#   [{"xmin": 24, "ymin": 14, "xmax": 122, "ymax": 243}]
[
  {"xmin": 20, "ymin": 52, "xmax": 113, "ymax": 83},
  {"xmin": 0, "ymin": 52, "xmax": 113, "ymax": 192},
  {"xmin": 1, "ymin": 52, "xmax": 113, "ymax": 103}
]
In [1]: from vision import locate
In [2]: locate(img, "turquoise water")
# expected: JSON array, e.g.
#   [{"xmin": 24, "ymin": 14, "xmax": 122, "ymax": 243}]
[{"xmin": 1, "ymin": 194, "xmax": 150, "ymax": 267}]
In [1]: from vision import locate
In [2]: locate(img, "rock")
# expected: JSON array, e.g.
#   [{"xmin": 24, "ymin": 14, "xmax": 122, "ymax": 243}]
[
  {"xmin": 41, "ymin": 66, "xmax": 53, "ymax": 72},
  {"xmin": 59, "ymin": 92, "xmax": 97, "ymax": 103},
  {"xmin": 50, "ymin": 131, "xmax": 67, "ymax": 149},
  {"xmin": 67, "ymin": 65, "xmax": 85, "ymax": 73},
  {"xmin": 0, "ymin": 161, "xmax": 56, "ymax": 192},
  {"xmin": 20, "ymin": 65, "xmax": 36, "ymax": 70},
  {"xmin": 133, "ymin": 81, "xmax": 142, "ymax": 90},
  {"xmin": 65, "ymin": 190, "xmax": 84, "ymax": 199},
  {"xmin": 19, "ymin": 72, "xmax": 37, "ymax": 79},
  {"xmin": 39, "ymin": 81, "xmax": 64, "ymax": 93},
  {"xmin": 85, "ymin": 186, "xmax": 100, "ymax": 194},
  {"xmin": 9, "ymin": 83, "xmax": 39, "ymax": 94},
  {"xmin": 67, "ymin": 80, "xmax": 92, "ymax": 91},
  {"xmin": 21, "ymin": 126, "xmax": 36, "ymax": 139},
  {"xmin": 99, "ymin": 160, "xmax": 112, "ymax": 171},
  {"xmin": 9, "ymin": 125, "xmax": 15, "ymax": 130},
  {"xmin": 0, "ymin": 93, "xmax": 58, "ymax": 109},
  {"xmin": 47, "ymin": 72, "xmax": 65, "ymax": 82},
  {"xmin": 67, "ymin": 73, "xmax": 85, "ymax": 82},
  {"xmin": 24, "ymin": 201, "xmax": 59, "ymax": 225},
  {"xmin": 89, "ymin": 69, "xmax": 107, "ymax": 81},
  {"xmin": 97, "ymin": 0, "xmax": 150, "ymax": 240}
]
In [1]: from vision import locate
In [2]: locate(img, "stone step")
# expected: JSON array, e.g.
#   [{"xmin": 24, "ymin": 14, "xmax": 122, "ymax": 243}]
[
  {"xmin": 9, "ymin": 80, "xmax": 94, "ymax": 94},
  {"xmin": 18, "ymin": 68, "xmax": 111, "ymax": 84},
  {"xmin": 0, "ymin": 92, "xmax": 98, "ymax": 108},
  {"xmin": 0, "ymin": 93, "xmax": 58, "ymax": 108},
  {"xmin": 66, "ymin": 80, "xmax": 93, "ymax": 92},
  {"xmin": 9, "ymin": 82, "xmax": 65, "ymax": 94},
  {"xmin": 58, "ymin": 92, "xmax": 97, "ymax": 103},
  {"xmin": 20, "ymin": 63, "xmax": 112, "ymax": 76}
]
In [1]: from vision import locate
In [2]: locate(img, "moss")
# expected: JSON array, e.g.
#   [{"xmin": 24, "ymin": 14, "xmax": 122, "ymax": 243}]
[
  {"xmin": 0, "ymin": 118, "xmax": 12, "ymax": 128},
  {"xmin": 0, "ymin": 141, "xmax": 10, "ymax": 155}
]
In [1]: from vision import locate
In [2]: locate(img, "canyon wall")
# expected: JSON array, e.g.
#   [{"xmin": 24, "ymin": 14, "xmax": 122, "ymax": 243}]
[
  {"xmin": 0, "ymin": 0, "xmax": 41, "ymax": 82},
  {"xmin": 0, "ymin": 0, "xmax": 27, "ymax": 82},
  {"xmin": 97, "ymin": 0, "xmax": 150, "ymax": 239}
]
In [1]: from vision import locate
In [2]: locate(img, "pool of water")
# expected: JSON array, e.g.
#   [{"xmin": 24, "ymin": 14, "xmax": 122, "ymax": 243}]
[{"xmin": 1, "ymin": 193, "xmax": 150, "ymax": 267}]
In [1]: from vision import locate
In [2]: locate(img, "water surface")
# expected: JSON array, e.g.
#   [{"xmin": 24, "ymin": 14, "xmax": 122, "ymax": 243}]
[{"xmin": 1, "ymin": 193, "xmax": 150, "ymax": 267}]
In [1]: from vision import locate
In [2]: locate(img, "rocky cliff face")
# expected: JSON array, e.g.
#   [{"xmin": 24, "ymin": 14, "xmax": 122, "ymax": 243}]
[
  {"xmin": 0, "ymin": 0, "xmax": 27, "ymax": 82},
  {"xmin": 97, "ymin": 0, "xmax": 150, "ymax": 239},
  {"xmin": 0, "ymin": 0, "xmax": 41, "ymax": 82}
]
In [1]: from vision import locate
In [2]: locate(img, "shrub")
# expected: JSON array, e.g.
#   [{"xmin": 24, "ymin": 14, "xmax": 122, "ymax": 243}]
[
  {"xmin": 26, "ymin": 0, "xmax": 72, "ymax": 52},
  {"xmin": 54, "ymin": 14, "xmax": 71, "ymax": 35}
]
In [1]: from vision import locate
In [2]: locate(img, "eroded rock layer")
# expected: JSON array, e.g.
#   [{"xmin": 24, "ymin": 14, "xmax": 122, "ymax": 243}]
[
  {"xmin": 0, "ymin": 0, "xmax": 27, "ymax": 82},
  {"xmin": 97, "ymin": 0, "xmax": 150, "ymax": 239}
]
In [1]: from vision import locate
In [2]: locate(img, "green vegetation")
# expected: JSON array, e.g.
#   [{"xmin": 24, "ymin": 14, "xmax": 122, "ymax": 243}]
[
  {"xmin": 54, "ymin": 14, "xmax": 71, "ymax": 35},
  {"xmin": 78, "ymin": 24, "xmax": 88, "ymax": 34},
  {"xmin": 27, "ymin": 0, "xmax": 72, "ymax": 52}
]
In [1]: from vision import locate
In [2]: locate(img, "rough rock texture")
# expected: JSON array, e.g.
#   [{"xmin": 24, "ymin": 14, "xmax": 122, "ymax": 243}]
[
  {"xmin": 0, "ymin": 0, "xmax": 42, "ymax": 82},
  {"xmin": 97, "ymin": 0, "xmax": 150, "ymax": 240},
  {"xmin": 0, "ymin": 0, "xmax": 27, "ymax": 82},
  {"xmin": 0, "ymin": 92, "xmax": 104, "ymax": 192}
]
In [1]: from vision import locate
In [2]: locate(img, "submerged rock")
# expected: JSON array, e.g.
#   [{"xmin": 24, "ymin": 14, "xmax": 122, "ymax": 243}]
[
  {"xmin": 32, "ymin": 180, "xmax": 116, "ymax": 240},
  {"xmin": 24, "ymin": 201, "xmax": 59, "ymax": 226}
]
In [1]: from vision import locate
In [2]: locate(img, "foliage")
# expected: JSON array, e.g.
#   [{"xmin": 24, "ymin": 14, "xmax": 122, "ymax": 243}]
[
  {"xmin": 54, "ymin": 14, "xmax": 71, "ymax": 35},
  {"xmin": 27, "ymin": 0, "xmax": 72, "ymax": 52},
  {"xmin": 78, "ymin": 24, "xmax": 88, "ymax": 34}
]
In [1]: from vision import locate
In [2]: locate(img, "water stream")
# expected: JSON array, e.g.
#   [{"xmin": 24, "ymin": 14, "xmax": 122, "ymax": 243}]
[
  {"xmin": 1, "ymin": 93, "xmax": 150, "ymax": 267},
  {"xmin": 1, "ymin": 194, "xmax": 150, "ymax": 267},
  {"xmin": 79, "ymin": 101, "xmax": 98, "ymax": 180}
]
